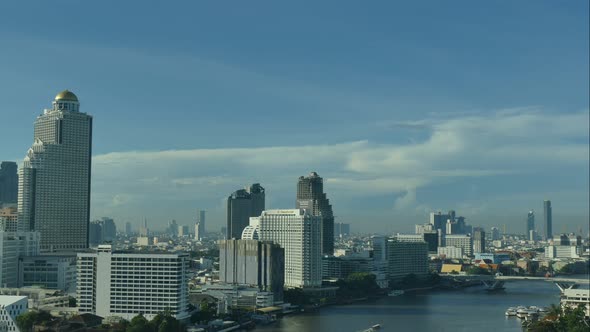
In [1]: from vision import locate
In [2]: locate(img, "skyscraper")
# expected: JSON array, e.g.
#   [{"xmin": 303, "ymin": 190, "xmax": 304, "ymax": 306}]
[
  {"xmin": 527, "ymin": 210, "xmax": 535, "ymax": 236},
  {"xmin": 473, "ymin": 227, "xmax": 486, "ymax": 254},
  {"xmin": 18, "ymin": 90, "xmax": 92, "ymax": 251},
  {"xmin": 226, "ymin": 184, "xmax": 265, "ymax": 240},
  {"xmin": 195, "ymin": 209, "xmax": 206, "ymax": 240},
  {"xmin": 296, "ymin": 172, "xmax": 334, "ymax": 255},
  {"xmin": 543, "ymin": 200, "xmax": 552, "ymax": 241},
  {"xmin": 0, "ymin": 162, "xmax": 18, "ymax": 205}
]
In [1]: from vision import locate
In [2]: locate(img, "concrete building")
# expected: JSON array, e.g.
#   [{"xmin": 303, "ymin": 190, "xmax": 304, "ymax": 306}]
[
  {"xmin": 17, "ymin": 90, "xmax": 92, "ymax": 251},
  {"xmin": 545, "ymin": 245, "xmax": 582, "ymax": 259},
  {"xmin": 526, "ymin": 210, "xmax": 535, "ymax": 237},
  {"xmin": 0, "ymin": 231, "xmax": 40, "ymax": 288},
  {"xmin": 77, "ymin": 245, "xmax": 190, "ymax": 320},
  {"xmin": 296, "ymin": 172, "xmax": 335, "ymax": 255},
  {"xmin": 218, "ymin": 239, "xmax": 284, "ymax": 302},
  {"xmin": 0, "ymin": 207, "xmax": 18, "ymax": 232},
  {"xmin": 473, "ymin": 228, "xmax": 486, "ymax": 254},
  {"xmin": 387, "ymin": 238, "xmax": 428, "ymax": 283},
  {"xmin": 249, "ymin": 209, "xmax": 322, "ymax": 288},
  {"xmin": 444, "ymin": 234, "xmax": 473, "ymax": 257},
  {"xmin": 437, "ymin": 246, "xmax": 463, "ymax": 259},
  {"xmin": 195, "ymin": 210, "xmax": 206, "ymax": 240},
  {"xmin": 543, "ymin": 200, "xmax": 552, "ymax": 241},
  {"xmin": 0, "ymin": 162, "xmax": 18, "ymax": 205},
  {"xmin": 18, "ymin": 254, "xmax": 77, "ymax": 292},
  {"xmin": 0, "ymin": 295, "xmax": 28, "ymax": 332},
  {"xmin": 226, "ymin": 184, "xmax": 265, "ymax": 240}
]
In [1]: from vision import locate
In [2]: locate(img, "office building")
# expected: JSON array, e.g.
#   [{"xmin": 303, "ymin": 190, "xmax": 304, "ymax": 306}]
[
  {"xmin": 227, "ymin": 184, "xmax": 265, "ymax": 240},
  {"xmin": 218, "ymin": 239, "xmax": 284, "ymax": 302},
  {"xmin": 387, "ymin": 238, "xmax": 428, "ymax": 283},
  {"xmin": 125, "ymin": 222, "xmax": 132, "ymax": 235},
  {"xmin": 444, "ymin": 234, "xmax": 473, "ymax": 257},
  {"xmin": 545, "ymin": 245, "xmax": 582, "ymax": 259},
  {"xmin": 17, "ymin": 90, "xmax": 92, "ymax": 251},
  {"xmin": 18, "ymin": 254, "xmax": 77, "ymax": 292},
  {"xmin": 167, "ymin": 220, "xmax": 178, "ymax": 237},
  {"xmin": 526, "ymin": 210, "xmax": 535, "ymax": 236},
  {"xmin": 334, "ymin": 222, "xmax": 350, "ymax": 237},
  {"xmin": 415, "ymin": 223, "xmax": 434, "ymax": 234},
  {"xmin": 249, "ymin": 209, "xmax": 322, "ymax": 288},
  {"xmin": 77, "ymin": 245, "xmax": 190, "ymax": 320},
  {"xmin": 0, "ymin": 162, "xmax": 18, "ymax": 205},
  {"xmin": 89, "ymin": 218, "xmax": 117, "ymax": 246},
  {"xmin": 0, "ymin": 295, "xmax": 28, "ymax": 332},
  {"xmin": 543, "ymin": 200, "xmax": 552, "ymax": 241},
  {"xmin": 437, "ymin": 246, "xmax": 463, "ymax": 259},
  {"xmin": 178, "ymin": 225, "xmax": 189, "ymax": 237},
  {"xmin": 195, "ymin": 210, "xmax": 206, "ymax": 240},
  {"xmin": 0, "ymin": 231, "xmax": 40, "ymax": 287},
  {"xmin": 429, "ymin": 211, "xmax": 451, "ymax": 230},
  {"xmin": 473, "ymin": 228, "xmax": 486, "ymax": 254},
  {"xmin": 297, "ymin": 172, "xmax": 335, "ymax": 255},
  {"xmin": 371, "ymin": 236, "xmax": 388, "ymax": 262},
  {"xmin": 491, "ymin": 227, "xmax": 500, "ymax": 241},
  {"xmin": 0, "ymin": 207, "xmax": 18, "ymax": 232}
]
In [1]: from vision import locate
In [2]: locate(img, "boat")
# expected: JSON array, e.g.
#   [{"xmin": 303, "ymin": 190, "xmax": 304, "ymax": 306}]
[
  {"xmin": 388, "ymin": 290, "xmax": 405, "ymax": 296},
  {"xmin": 505, "ymin": 307, "xmax": 517, "ymax": 316},
  {"xmin": 538, "ymin": 307, "xmax": 549, "ymax": 313},
  {"xmin": 372, "ymin": 324, "xmax": 381, "ymax": 330},
  {"xmin": 516, "ymin": 307, "xmax": 529, "ymax": 319}
]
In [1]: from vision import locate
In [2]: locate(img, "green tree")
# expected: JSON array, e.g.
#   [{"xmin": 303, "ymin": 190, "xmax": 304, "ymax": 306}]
[
  {"xmin": 524, "ymin": 304, "xmax": 589, "ymax": 332},
  {"xmin": 127, "ymin": 313, "xmax": 153, "ymax": 332},
  {"xmin": 68, "ymin": 296, "xmax": 77, "ymax": 307},
  {"xmin": 16, "ymin": 311, "xmax": 37, "ymax": 332}
]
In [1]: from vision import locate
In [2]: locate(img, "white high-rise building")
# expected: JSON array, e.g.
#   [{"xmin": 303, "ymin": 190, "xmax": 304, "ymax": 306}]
[
  {"xmin": 195, "ymin": 210, "xmax": 205, "ymax": 241},
  {"xmin": 0, "ymin": 231, "xmax": 40, "ymax": 288},
  {"xmin": 0, "ymin": 295, "xmax": 28, "ymax": 332},
  {"xmin": 249, "ymin": 209, "xmax": 322, "ymax": 288},
  {"xmin": 387, "ymin": 238, "xmax": 428, "ymax": 283},
  {"xmin": 77, "ymin": 245, "xmax": 190, "ymax": 320},
  {"xmin": 444, "ymin": 234, "xmax": 473, "ymax": 257},
  {"xmin": 18, "ymin": 90, "xmax": 92, "ymax": 252}
]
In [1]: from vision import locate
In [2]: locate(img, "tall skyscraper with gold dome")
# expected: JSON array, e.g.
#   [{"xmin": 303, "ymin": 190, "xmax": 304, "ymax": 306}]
[{"xmin": 18, "ymin": 90, "xmax": 93, "ymax": 252}]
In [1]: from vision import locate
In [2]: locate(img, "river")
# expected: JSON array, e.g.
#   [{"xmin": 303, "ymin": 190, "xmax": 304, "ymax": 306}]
[{"xmin": 256, "ymin": 280, "xmax": 569, "ymax": 332}]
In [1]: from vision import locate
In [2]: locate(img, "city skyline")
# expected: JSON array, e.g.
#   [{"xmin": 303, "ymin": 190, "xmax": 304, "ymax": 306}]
[{"xmin": 0, "ymin": 1, "xmax": 588, "ymax": 234}]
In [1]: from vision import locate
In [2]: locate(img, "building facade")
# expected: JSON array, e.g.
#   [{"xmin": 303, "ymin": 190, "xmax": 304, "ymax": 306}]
[
  {"xmin": 18, "ymin": 254, "xmax": 77, "ymax": 292},
  {"xmin": 296, "ymin": 172, "xmax": 334, "ymax": 255},
  {"xmin": 218, "ymin": 239, "xmax": 284, "ymax": 302},
  {"xmin": 0, "ymin": 231, "xmax": 40, "ymax": 288},
  {"xmin": 18, "ymin": 91, "xmax": 92, "ymax": 251},
  {"xmin": 437, "ymin": 246, "xmax": 463, "ymax": 259},
  {"xmin": 0, "ymin": 295, "xmax": 28, "ymax": 332},
  {"xmin": 543, "ymin": 200, "xmax": 552, "ymax": 241},
  {"xmin": 387, "ymin": 239, "xmax": 429, "ymax": 283},
  {"xmin": 226, "ymin": 184, "xmax": 265, "ymax": 240},
  {"xmin": 77, "ymin": 245, "xmax": 190, "ymax": 320},
  {"xmin": 249, "ymin": 209, "xmax": 322, "ymax": 288},
  {"xmin": 444, "ymin": 234, "xmax": 473, "ymax": 257},
  {"xmin": 0, "ymin": 162, "xmax": 18, "ymax": 205}
]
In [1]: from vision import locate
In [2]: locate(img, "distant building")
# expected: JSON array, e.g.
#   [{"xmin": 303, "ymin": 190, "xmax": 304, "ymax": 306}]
[
  {"xmin": 474, "ymin": 253, "xmax": 511, "ymax": 264},
  {"xmin": 334, "ymin": 222, "xmax": 350, "ymax": 237},
  {"xmin": 195, "ymin": 210, "xmax": 206, "ymax": 240},
  {"xmin": 0, "ymin": 295, "xmax": 28, "ymax": 332},
  {"xmin": 526, "ymin": 210, "xmax": 535, "ymax": 236},
  {"xmin": 473, "ymin": 228, "xmax": 486, "ymax": 254},
  {"xmin": 168, "ymin": 220, "xmax": 179, "ymax": 237},
  {"xmin": 18, "ymin": 90, "xmax": 92, "ymax": 251},
  {"xmin": 529, "ymin": 230, "xmax": 537, "ymax": 242},
  {"xmin": 543, "ymin": 200, "xmax": 552, "ymax": 241},
  {"xmin": 0, "ymin": 231, "xmax": 40, "ymax": 287},
  {"xmin": 415, "ymin": 223, "xmax": 434, "ymax": 234},
  {"xmin": 88, "ymin": 218, "xmax": 117, "ymax": 246},
  {"xmin": 491, "ymin": 227, "xmax": 500, "ymax": 241},
  {"xmin": 387, "ymin": 238, "xmax": 428, "ymax": 283},
  {"xmin": 395, "ymin": 233, "xmax": 438, "ymax": 252},
  {"xmin": 218, "ymin": 239, "xmax": 284, "ymax": 302},
  {"xmin": 437, "ymin": 246, "xmax": 463, "ymax": 259},
  {"xmin": 125, "ymin": 222, "xmax": 132, "ymax": 235},
  {"xmin": 178, "ymin": 225, "xmax": 189, "ymax": 237},
  {"xmin": 545, "ymin": 245, "xmax": 582, "ymax": 259},
  {"xmin": 322, "ymin": 256, "xmax": 372, "ymax": 280},
  {"xmin": 0, "ymin": 161, "xmax": 18, "ymax": 204},
  {"xmin": 77, "ymin": 245, "xmax": 190, "ymax": 320},
  {"xmin": 249, "ymin": 209, "xmax": 322, "ymax": 288},
  {"xmin": 444, "ymin": 234, "xmax": 473, "ymax": 257},
  {"xmin": 227, "ymin": 184, "xmax": 265, "ymax": 240},
  {"xmin": 18, "ymin": 254, "xmax": 77, "ymax": 292},
  {"xmin": 297, "ymin": 172, "xmax": 335, "ymax": 255}
]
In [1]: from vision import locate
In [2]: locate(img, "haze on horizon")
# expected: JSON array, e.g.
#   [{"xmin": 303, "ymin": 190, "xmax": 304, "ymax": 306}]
[{"xmin": 0, "ymin": 1, "xmax": 588, "ymax": 234}]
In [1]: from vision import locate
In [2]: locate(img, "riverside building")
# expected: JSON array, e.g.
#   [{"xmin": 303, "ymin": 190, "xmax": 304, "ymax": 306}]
[
  {"xmin": 387, "ymin": 238, "xmax": 429, "ymax": 283},
  {"xmin": 17, "ymin": 90, "xmax": 92, "ymax": 251},
  {"xmin": 77, "ymin": 245, "xmax": 190, "ymax": 320},
  {"xmin": 248, "ymin": 209, "xmax": 322, "ymax": 288}
]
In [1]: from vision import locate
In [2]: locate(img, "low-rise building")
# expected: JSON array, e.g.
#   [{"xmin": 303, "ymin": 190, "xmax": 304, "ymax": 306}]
[{"xmin": 18, "ymin": 254, "xmax": 77, "ymax": 292}]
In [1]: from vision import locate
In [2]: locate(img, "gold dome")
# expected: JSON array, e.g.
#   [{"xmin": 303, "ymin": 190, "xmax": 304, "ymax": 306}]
[{"xmin": 54, "ymin": 90, "xmax": 79, "ymax": 102}]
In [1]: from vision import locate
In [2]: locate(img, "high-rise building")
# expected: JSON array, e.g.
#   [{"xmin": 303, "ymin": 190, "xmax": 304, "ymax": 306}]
[
  {"xmin": 218, "ymin": 239, "xmax": 284, "ymax": 302},
  {"xmin": 473, "ymin": 228, "xmax": 486, "ymax": 254},
  {"xmin": 17, "ymin": 90, "xmax": 92, "ymax": 252},
  {"xmin": 543, "ymin": 200, "xmax": 552, "ymax": 241},
  {"xmin": 296, "ymin": 172, "xmax": 335, "ymax": 255},
  {"xmin": 0, "ymin": 162, "xmax": 18, "ymax": 205},
  {"xmin": 429, "ymin": 212, "xmax": 451, "ymax": 230},
  {"xmin": 334, "ymin": 222, "xmax": 350, "ymax": 237},
  {"xmin": 226, "ymin": 184, "xmax": 265, "ymax": 240},
  {"xmin": 0, "ymin": 206, "xmax": 18, "ymax": 232},
  {"xmin": 0, "ymin": 231, "xmax": 40, "ymax": 287},
  {"xmin": 88, "ymin": 221, "xmax": 102, "ymax": 246},
  {"xmin": 125, "ymin": 222, "xmax": 132, "ymax": 235},
  {"xmin": 444, "ymin": 234, "xmax": 473, "ymax": 257},
  {"xmin": 88, "ymin": 218, "xmax": 117, "ymax": 246},
  {"xmin": 77, "ymin": 245, "xmax": 190, "ymax": 320},
  {"xmin": 371, "ymin": 236, "xmax": 388, "ymax": 262},
  {"xmin": 195, "ymin": 210, "xmax": 206, "ymax": 241},
  {"xmin": 526, "ymin": 210, "xmax": 535, "ymax": 236},
  {"xmin": 168, "ymin": 220, "xmax": 179, "ymax": 237},
  {"xmin": 178, "ymin": 225, "xmax": 189, "ymax": 237},
  {"xmin": 387, "ymin": 238, "xmax": 428, "ymax": 283},
  {"xmin": 249, "ymin": 209, "xmax": 322, "ymax": 288}
]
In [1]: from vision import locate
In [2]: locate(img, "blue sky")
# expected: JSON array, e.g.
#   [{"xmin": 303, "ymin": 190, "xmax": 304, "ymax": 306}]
[{"xmin": 0, "ymin": 1, "xmax": 588, "ymax": 234}]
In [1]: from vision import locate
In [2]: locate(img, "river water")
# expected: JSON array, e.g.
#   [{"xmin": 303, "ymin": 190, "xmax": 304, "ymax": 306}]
[{"xmin": 257, "ymin": 280, "xmax": 566, "ymax": 332}]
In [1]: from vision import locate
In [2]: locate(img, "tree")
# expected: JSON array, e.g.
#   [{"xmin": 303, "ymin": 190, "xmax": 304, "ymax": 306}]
[
  {"xmin": 127, "ymin": 313, "xmax": 153, "ymax": 332},
  {"xmin": 68, "ymin": 296, "xmax": 77, "ymax": 307},
  {"xmin": 524, "ymin": 304, "xmax": 589, "ymax": 332},
  {"xmin": 16, "ymin": 311, "xmax": 53, "ymax": 332}
]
